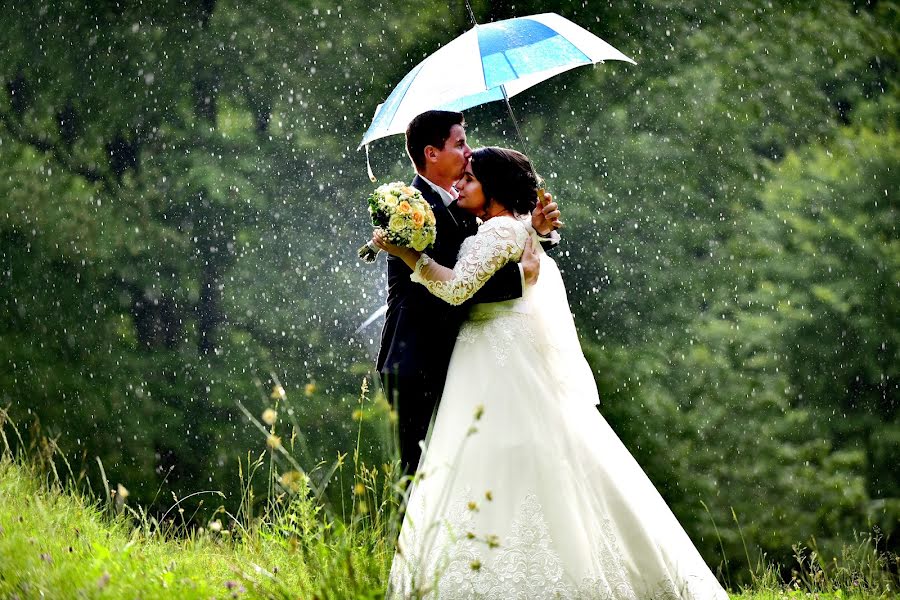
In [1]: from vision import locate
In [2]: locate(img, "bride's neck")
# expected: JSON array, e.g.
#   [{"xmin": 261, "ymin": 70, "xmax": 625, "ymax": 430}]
[{"xmin": 483, "ymin": 201, "xmax": 512, "ymax": 221}]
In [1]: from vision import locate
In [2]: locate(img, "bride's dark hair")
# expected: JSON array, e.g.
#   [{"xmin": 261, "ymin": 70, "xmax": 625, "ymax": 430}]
[{"xmin": 470, "ymin": 147, "xmax": 539, "ymax": 216}]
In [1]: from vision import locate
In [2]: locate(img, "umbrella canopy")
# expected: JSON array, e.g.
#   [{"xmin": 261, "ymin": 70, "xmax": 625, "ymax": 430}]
[{"xmin": 359, "ymin": 12, "xmax": 634, "ymax": 149}]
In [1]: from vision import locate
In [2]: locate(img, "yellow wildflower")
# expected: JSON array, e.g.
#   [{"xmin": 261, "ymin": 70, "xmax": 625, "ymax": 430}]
[
  {"xmin": 271, "ymin": 385, "xmax": 286, "ymax": 400},
  {"xmin": 266, "ymin": 434, "xmax": 282, "ymax": 450},
  {"xmin": 279, "ymin": 471, "xmax": 305, "ymax": 492},
  {"xmin": 262, "ymin": 408, "xmax": 277, "ymax": 426}
]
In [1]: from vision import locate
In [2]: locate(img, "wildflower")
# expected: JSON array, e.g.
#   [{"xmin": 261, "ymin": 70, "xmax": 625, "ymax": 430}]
[
  {"xmin": 473, "ymin": 404, "xmax": 484, "ymax": 420},
  {"xmin": 484, "ymin": 490, "xmax": 493, "ymax": 502},
  {"xmin": 304, "ymin": 382, "xmax": 316, "ymax": 396},
  {"xmin": 116, "ymin": 484, "xmax": 129, "ymax": 499},
  {"xmin": 97, "ymin": 572, "xmax": 111, "ymax": 590},
  {"xmin": 266, "ymin": 434, "xmax": 282, "ymax": 449},
  {"xmin": 271, "ymin": 385, "xmax": 286, "ymax": 400},
  {"xmin": 209, "ymin": 519, "xmax": 223, "ymax": 533},
  {"xmin": 470, "ymin": 560, "xmax": 482, "ymax": 571},
  {"xmin": 358, "ymin": 501, "xmax": 368, "ymax": 514},
  {"xmin": 354, "ymin": 482, "xmax": 366, "ymax": 496},
  {"xmin": 279, "ymin": 471, "xmax": 305, "ymax": 492},
  {"xmin": 466, "ymin": 532, "xmax": 476, "ymax": 540},
  {"xmin": 352, "ymin": 409, "xmax": 364, "ymax": 421},
  {"xmin": 486, "ymin": 534, "xmax": 500, "ymax": 549},
  {"xmin": 262, "ymin": 408, "xmax": 277, "ymax": 426},
  {"xmin": 467, "ymin": 501, "xmax": 478, "ymax": 512}
]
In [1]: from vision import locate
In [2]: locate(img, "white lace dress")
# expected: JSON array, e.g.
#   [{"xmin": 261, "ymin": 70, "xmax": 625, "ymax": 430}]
[{"xmin": 387, "ymin": 216, "xmax": 728, "ymax": 600}]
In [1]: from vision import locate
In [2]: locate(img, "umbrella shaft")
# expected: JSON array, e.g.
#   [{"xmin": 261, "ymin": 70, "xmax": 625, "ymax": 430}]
[{"xmin": 500, "ymin": 85, "xmax": 543, "ymax": 196}]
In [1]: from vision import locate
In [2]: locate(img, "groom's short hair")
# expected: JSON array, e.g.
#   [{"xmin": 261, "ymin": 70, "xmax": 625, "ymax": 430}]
[{"xmin": 406, "ymin": 110, "xmax": 465, "ymax": 171}]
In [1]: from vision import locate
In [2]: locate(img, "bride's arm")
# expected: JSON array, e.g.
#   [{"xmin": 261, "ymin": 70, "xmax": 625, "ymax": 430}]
[
  {"xmin": 377, "ymin": 220, "xmax": 527, "ymax": 306},
  {"xmin": 414, "ymin": 225, "xmax": 526, "ymax": 305},
  {"xmin": 371, "ymin": 231, "xmax": 422, "ymax": 272},
  {"xmin": 372, "ymin": 221, "xmax": 528, "ymax": 305}
]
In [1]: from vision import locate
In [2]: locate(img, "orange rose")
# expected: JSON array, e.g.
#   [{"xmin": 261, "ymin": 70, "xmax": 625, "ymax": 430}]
[
  {"xmin": 397, "ymin": 200, "xmax": 412, "ymax": 214},
  {"xmin": 412, "ymin": 210, "xmax": 425, "ymax": 229}
]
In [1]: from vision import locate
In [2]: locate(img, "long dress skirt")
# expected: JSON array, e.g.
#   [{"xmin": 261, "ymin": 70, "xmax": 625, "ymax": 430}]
[{"xmin": 387, "ymin": 251, "xmax": 729, "ymax": 600}]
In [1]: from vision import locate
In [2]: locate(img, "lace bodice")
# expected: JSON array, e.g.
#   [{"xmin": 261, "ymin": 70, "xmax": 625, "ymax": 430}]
[{"xmin": 410, "ymin": 216, "xmax": 529, "ymax": 306}]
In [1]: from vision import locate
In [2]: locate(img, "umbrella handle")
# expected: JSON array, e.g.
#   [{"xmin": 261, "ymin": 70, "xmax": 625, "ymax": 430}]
[{"xmin": 538, "ymin": 186, "xmax": 560, "ymax": 231}]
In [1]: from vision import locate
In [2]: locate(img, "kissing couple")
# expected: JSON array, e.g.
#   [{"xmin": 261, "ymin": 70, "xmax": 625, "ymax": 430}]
[{"xmin": 373, "ymin": 110, "xmax": 728, "ymax": 599}]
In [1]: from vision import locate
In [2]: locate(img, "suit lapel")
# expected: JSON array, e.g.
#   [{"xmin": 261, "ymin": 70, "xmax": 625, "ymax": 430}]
[{"xmin": 412, "ymin": 175, "xmax": 458, "ymax": 231}]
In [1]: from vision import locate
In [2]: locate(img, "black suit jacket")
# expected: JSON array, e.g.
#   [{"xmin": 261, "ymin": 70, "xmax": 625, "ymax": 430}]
[{"xmin": 376, "ymin": 175, "xmax": 523, "ymax": 379}]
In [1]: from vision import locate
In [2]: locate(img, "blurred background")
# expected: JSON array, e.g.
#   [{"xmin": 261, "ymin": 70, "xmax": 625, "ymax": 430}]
[{"xmin": 0, "ymin": 0, "xmax": 896, "ymax": 582}]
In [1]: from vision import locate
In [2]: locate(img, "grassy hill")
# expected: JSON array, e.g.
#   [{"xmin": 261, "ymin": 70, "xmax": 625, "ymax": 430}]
[{"xmin": 0, "ymin": 454, "xmax": 896, "ymax": 599}]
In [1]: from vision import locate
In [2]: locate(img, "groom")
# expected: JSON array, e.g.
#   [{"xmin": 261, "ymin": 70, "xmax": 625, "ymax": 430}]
[{"xmin": 377, "ymin": 110, "xmax": 562, "ymax": 474}]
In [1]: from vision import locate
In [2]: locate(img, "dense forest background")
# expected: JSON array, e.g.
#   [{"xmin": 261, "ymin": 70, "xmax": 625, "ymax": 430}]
[{"xmin": 1, "ymin": 0, "xmax": 896, "ymax": 582}]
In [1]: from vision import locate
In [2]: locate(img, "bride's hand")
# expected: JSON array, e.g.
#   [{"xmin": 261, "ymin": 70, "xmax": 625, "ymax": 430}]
[
  {"xmin": 372, "ymin": 230, "xmax": 421, "ymax": 269},
  {"xmin": 372, "ymin": 230, "xmax": 400, "ymax": 255}
]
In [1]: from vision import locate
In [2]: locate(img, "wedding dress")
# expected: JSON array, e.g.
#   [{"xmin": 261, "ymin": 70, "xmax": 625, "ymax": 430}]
[{"xmin": 387, "ymin": 215, "xmax": 729, "ymax": 600}]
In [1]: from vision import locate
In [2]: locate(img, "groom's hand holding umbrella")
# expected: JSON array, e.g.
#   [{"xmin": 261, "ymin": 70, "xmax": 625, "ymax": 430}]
[{"xmin": 532, "ymin": 191, "xmax": 562, "ymax": 236}]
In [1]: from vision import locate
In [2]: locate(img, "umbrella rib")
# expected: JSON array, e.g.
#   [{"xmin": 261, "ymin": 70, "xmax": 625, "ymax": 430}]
[{"xmin": 499, "ymin": 51, "xmax": 521, "ymax": 85}]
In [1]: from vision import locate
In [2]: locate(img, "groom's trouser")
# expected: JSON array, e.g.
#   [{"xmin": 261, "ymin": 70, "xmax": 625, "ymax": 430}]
[{"xmin": 380, "ymin": 372, "xmax": 442, "ymax": 475}]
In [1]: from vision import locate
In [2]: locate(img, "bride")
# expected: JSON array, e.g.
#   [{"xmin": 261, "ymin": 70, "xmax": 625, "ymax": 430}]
[{"xmin": 373, "ymin": 147, "xmax": 729, "ymax": 600}]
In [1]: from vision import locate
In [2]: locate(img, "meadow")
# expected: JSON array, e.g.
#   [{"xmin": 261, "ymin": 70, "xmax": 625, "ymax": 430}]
[{"xmin": 1, "ymin": 401, "xmax": 896, "ymax": 599}]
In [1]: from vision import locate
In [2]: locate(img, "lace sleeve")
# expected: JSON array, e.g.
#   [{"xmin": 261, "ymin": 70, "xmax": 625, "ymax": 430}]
[{"xmin": 410, "ymin": 217, "xmax": 528, "ymax": 305}]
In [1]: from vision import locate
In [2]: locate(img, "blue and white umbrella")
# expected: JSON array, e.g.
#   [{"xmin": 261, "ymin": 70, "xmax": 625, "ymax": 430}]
[{"xmin": 359, "ymin": 12, "xmax": 635, "ymax": 150}]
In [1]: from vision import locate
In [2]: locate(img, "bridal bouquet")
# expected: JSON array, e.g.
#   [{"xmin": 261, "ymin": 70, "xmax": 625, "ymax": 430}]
[{"xmin": 357, "ymin": 182, "xmax": 437, "ymax": 263}]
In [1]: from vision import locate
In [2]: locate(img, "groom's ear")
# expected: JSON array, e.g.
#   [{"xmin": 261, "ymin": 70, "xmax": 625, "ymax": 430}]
[{"xmin": 423, "ymin": 145, "xmax": 438, "ymax": 164}]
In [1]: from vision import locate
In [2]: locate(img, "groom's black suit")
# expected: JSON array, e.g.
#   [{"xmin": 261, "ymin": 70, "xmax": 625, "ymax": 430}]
[{"xmin": 377, "ymin": 175, "xmax": 523, "ymax": 473}]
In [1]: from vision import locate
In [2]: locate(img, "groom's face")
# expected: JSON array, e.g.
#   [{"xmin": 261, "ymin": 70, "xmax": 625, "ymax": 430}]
[{"xmin": 428, "ymin": 124, "xmax": 471, "ymax": 181}]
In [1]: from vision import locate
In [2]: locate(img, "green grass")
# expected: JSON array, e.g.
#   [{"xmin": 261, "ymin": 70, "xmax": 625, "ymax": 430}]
[
  {"xmin": 0, "ymin": 385, "xmax": 897, "ymax": 599},
  {"xmin": 2, "ymin": 456, "xmax": 897, "ymax": 599},
  {"xmin": 0, "ymin": 453, "xmax": 398, "ymax": 599}
]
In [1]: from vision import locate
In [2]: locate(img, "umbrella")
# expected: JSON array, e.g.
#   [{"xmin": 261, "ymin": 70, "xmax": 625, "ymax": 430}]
[{"xmin": 359, "ymin": 12, "xmax": 635, "ymax": 154}]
